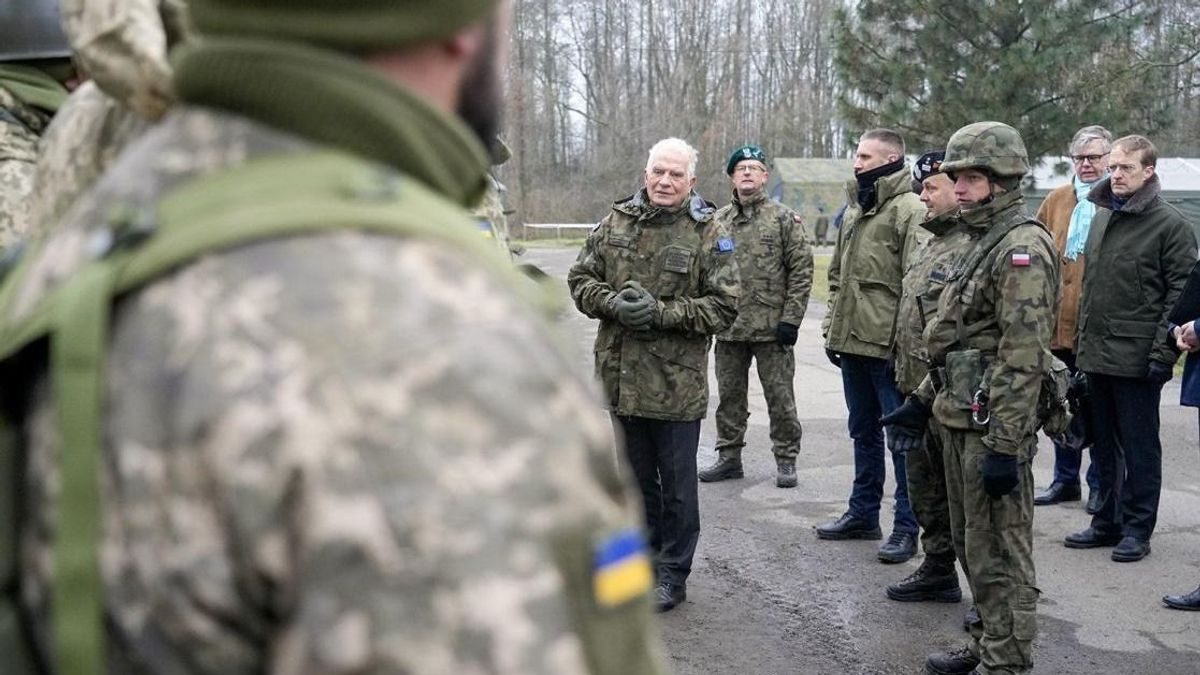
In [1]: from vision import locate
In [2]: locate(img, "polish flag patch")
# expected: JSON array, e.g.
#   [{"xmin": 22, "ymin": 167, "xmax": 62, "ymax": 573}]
[{"xmin": 1011, "ymin": 251, "xmax": 1032, "ymax": 267}]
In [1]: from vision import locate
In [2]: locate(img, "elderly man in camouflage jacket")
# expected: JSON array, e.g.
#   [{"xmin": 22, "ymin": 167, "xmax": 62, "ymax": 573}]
[
  {"xmin": 818, "ymin": 128, "xmax": 927, "ymax": 564},
  {"xmin": 699, "ymin": 144, "xmax": 812, "ymax": 489},
  {"xmin": 569, "ymin": 137, "xmax": 740, "ymax": 612}
]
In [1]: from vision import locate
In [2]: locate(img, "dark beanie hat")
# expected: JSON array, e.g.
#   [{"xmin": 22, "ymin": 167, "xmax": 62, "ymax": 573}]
[
  {"xmin": 912, "ymin": 150, "xmax": 945, "ymax": 184},
  {"xmin": 726, "ymin": 144, "xmax": 768, "ymax": 175},
  {"xmin": 188, "ymin": 0, "xmax": 499, "ymax": 51}
]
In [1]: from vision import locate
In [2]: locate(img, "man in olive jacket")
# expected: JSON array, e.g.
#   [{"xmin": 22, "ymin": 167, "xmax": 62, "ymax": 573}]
[
  {"xmin": 569, "ymin": 137, "xmax": 741, "ymax": 611},
  {"xmin": 1066, "ymin": 135, "xmax": 1197, "ymax": 563},
  {"xmin": 818, "ymin": 128, "xmax": 927, "ymax": 564},
  {"xmin": 700, "ymin": 144, "xmax": 813, "ymax": 489}
]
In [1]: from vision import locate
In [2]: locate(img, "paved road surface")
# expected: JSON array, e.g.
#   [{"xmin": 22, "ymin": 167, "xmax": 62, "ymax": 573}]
[{"xmin": 526, "ymin": 246, "xmax": 1200, "ymax": 675}]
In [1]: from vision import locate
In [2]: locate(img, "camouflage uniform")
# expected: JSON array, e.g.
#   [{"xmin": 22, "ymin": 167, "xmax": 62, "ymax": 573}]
[
  {"xmin": 26, "ymin": 0, "xmax": 190, "ymax": 240},
  {"xmin": 894, "ymin": 212, "xmax": 970, "ymax": 563},
  {"xmin": 568, "ymin": 188, "xmax": 739, "ymax": 589},
  {"xmin": 7, "ymin": 4, "xmax": 665, "ymax": 673},
  {"xmin": 0, "ymin": 67, "xmax": 68, "ymax": 247},
  {"xmin": 712, "ymin": 189, "xmax": 812, "ymax": 464},
  {"xmin": 918, "ymin": 124, "xmax": 1059, "ymax": 675}
]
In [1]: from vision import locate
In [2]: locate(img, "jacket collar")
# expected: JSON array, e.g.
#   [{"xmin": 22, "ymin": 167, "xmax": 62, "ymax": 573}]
[
  {"xmin": 844, "ymin": 165, "xmax": 913, "ymax": 216},
  {"xmin": 615, "ymin": 189, "xmax": 715, "ymax": 222},
  {"xmin": 731, "ymin": 189, "xmax": 768, "ymax": 217},
  {"xmin": 959, "ymin": 190, "xmax": 1025, "ymax": 233},
  {"xmin": 1087, "ymin": 174, "xmax": 1162, "ymax": 214},
  {"xmin": 920, "ymin": 210, "xmax": 960, "ymax": 237}
]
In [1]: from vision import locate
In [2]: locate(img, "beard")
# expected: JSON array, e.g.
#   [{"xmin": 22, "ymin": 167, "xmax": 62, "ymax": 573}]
[{"xmin": 456, "ymin": 21, "xmax": 503, "ymax": 151}]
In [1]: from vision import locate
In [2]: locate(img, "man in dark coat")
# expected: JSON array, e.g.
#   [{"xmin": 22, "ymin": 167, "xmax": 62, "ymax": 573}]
[{"xmin": 1066, "ymin": 135, "xmax": 1197, "ymax": 563}]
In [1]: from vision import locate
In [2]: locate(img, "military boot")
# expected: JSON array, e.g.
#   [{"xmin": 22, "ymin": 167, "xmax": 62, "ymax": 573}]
[
  {"xmin": 925, "ymin": 645, "xmax": 980, "ymax": 675},
  {"xmin": 886, "ymin": 552, "xmax": 961, "ymax": 603},
  {"xmin": 775, "ymin": 457, "xmax": 797, "ymax": 488},
  {"xmin": 698, "ymin": 456, "xmax": 743, "ymax": 482}
]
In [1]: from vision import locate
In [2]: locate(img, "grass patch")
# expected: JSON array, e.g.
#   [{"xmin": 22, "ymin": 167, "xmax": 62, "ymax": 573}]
[{"xmin": 811, "ymin": 253, "xmax": 832, "ymax": 304}]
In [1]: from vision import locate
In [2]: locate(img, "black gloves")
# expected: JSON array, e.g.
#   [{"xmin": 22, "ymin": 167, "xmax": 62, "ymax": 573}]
[
  {"xmin": 879, "ymin": 396, "xmax": 930, "ymax": 453},
  {"xmin": 981, "ymin": 453, "xmax": 1019, "ymax": 498},
  {"xmin": 608, "ymin": 282, "xmax": 658, "ymax": 331},
  {"xmin": 776, "ymin": 322, "xmax": 799, "ymax": 346},
  {"xmin": 1147, "ymin": 360, "xmax": 1174, "ymax": 385},
  {"xmin": 825, "ymin": 348, "xmax": 842, "ymax": 368}
]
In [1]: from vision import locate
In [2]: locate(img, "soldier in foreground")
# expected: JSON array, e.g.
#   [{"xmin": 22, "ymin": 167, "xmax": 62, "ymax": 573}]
[
  {"xmin": 886, "ymin": 122, "xmax": 1058, "ymax": 675},
  {"xmin": 0, "ymin": 1, "xmax": 665, "ymax": 673},
  {"xmin": 569, "ymin": 138, "xmax": 740, "ymax": 612},
  {"xmin": 700, "ymin": 144, "xmax": 813, "ymax": 489},
  {"xmin": 26, "ymin": 0, "xmax": 191, "ymax": 239},
  {"xmin": 818, "ymin": 128, "xmax": 926, "ymax": 564},
  {"xmin": 884, "ymin": 151, "xmax": 969, "ymax": 609},
  {"xmin": 0, "ymin": 1, "xmax": 74, "ymax": 246}
]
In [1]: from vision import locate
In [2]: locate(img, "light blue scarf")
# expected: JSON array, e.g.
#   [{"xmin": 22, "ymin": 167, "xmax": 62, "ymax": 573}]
[{"xmin": 1064, "ymin": 176, "xmax": 1100, "ymax": 261}]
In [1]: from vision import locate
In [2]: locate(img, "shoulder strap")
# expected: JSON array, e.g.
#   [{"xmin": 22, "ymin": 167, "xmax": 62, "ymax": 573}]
[
  {"xmin": 1, "ymin": 149, "xmax": 537, "ymax": 675},
  {"xmin": 949, "ymin": 212, "xmax": 1041, "ymax": 345}
]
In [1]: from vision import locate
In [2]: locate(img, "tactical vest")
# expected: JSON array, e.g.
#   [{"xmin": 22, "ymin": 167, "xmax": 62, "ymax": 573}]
[
  {"xmin": 930, "ymin": 213, "xmax": 1070, "ymax": 435},
  {"xmin": 0, "ymin": 149, "xmax": 544, "ymax": 674}
]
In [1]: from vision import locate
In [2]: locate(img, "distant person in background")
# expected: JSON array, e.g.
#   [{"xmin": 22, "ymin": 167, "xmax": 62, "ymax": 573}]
[
  {"xmin": 1032, "ymin": 125, "xmax": 1112, "ymax": 513},
  {"xmin": 814, "ymin": 206, "xmax": 830, "ymax": 246}
]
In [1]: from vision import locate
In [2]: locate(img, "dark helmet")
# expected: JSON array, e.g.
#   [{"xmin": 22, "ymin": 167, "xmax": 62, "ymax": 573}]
[
  {"xmin": 0, "ymin": 0, "xmax": 71, "ymax": 62},
  {"xmin": 940, "ymin": 122, "xmax": 1030, "ymax": 178}
]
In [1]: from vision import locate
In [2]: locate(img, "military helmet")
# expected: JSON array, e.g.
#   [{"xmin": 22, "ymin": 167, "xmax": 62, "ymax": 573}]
[
  {"xmin": 940, "ymin": 122, "xmax": 1030, "ymax": 178},
  {"xmin": 0, "ymin": 0, "xmax": 71, "ymax": 62}
]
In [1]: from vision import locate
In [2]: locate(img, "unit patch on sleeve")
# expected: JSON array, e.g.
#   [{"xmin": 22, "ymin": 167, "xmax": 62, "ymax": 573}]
[{"xmin": 1010, "ymin": 249, "xmax": 1032, "ymax": 267}]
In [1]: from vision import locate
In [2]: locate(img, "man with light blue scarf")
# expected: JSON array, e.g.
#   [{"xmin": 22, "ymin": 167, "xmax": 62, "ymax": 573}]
[{"xmin": 1032, "ymin": 125, "xmax": 1111, "ymax": 512}]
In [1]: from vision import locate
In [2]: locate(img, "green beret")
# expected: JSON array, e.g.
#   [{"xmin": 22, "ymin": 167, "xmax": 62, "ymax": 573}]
[
  {"xmin": 189, "ymin": 0, "xmax": 499, "ymax": 51},
  {"xmin": 726, "ymin": 144, "xmax": 768, "ymax": 175}
]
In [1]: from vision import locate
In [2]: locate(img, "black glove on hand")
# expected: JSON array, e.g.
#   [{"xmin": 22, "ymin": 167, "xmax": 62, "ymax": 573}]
[
  {"xmin": 878, "ymin": 396, "xmax": 930, "ymax": 453},
  {"xmin": 776, "ymin": 322, "xmax": 799, "ymax": 346},
  {"xmin": 1067, "ymin": 370, "xmax": 1089, "ymax": 401},
  {"xmin": 981, "ymin": 452, "xmax": 1019, "ymax": 498},
  {"xmin": 825, "ymin": 348, "xmax": 842, "ymax": 368},
  {"xmin": 1147, "ymin": 360, "xmax": 1174, "ymax": 385},
  {"xmin": 610, "ymin": 288, "xmax": 656, "ymax": 330}
]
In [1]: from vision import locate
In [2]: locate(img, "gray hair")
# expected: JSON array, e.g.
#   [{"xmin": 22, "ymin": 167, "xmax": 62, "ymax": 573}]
[
  {"xmin": 646, "ymin": 137, "xmax": 699, "ymax": 178},
  {"xmin": 1069, "ymin": 125, "xmax": 1113, "ymax": 155}
]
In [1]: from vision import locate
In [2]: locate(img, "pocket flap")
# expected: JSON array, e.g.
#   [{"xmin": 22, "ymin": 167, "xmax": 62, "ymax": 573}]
[{"xmin": 1108, "ymin": 318, "xmax": 1157, "ymax": 339}]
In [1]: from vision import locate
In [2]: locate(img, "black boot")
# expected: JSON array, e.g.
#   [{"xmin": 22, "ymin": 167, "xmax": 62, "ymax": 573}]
[
  {"xmin": 775, "ymin": 457, "xmax": 797, "ymax": 488},
  {"xmin": 698, "ymin": 456, "xmax": 743, "ymax": 482},
  {"xmin": 925, "ymin": 645, "xmax": 980, "ymax": 675},
  {"xmin": 887, "ymin": 553, "xmax": 962, "ymax": 603}
]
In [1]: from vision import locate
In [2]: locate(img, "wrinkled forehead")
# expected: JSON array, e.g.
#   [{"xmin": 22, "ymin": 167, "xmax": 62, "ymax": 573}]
[{"xmin": 648, "ymin": 149, "xmax": 691, "ymax": 173}]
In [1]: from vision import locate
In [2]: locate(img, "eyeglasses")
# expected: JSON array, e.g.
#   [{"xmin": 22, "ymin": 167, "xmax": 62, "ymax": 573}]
[
  {"xmin": 1071, "ymin": 153, "xmax": 1109, "ymax": 165},
  {"xmin": 736, "ymin": 164, "xmax": 767, "ymax": 174}
]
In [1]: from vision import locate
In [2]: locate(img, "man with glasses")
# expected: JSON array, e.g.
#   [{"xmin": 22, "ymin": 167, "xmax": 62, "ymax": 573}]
[
  {"xmin": 1031, "ymin": 126, "xmax": 1111, "ymax": 513},
  {"xmin": 700, "ymin": 145, "xmax": 814, "ymax": 489},
  {"xmin": 1067, "ymin": 135, "xmax": 1196, "ymax": 563}
]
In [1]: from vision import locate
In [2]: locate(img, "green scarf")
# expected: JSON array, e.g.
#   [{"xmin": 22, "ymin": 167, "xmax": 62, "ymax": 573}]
[
  {"xmin": 0, "ymin": 64, "xmax": 68, "ymax": 113},
  {"xmin": 172, "ymin": 38, "xmax": 490, "ymax": 206}
]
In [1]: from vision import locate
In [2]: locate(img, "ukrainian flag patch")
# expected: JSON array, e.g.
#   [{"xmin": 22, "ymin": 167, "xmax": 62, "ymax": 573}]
[{"xmin": 593, "ymin": 528, "xmax": 653, "ymax": 608}]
